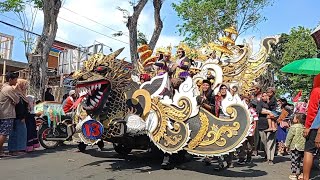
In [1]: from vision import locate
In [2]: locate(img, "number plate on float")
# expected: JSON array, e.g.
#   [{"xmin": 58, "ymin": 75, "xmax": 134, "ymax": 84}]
[{"xmin": 81, "ymin": 120, "xmax": 104, "ymax": 140}]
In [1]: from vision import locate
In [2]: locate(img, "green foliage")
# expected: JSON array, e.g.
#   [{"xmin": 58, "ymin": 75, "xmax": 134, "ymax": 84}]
[
  {"xmin": 268, "ymin": 26, "xmax": 318, "ymax": 98},
  {"xmin": 172, "ymin": 0, "xmax": 271, "ymax": 46},
  {"xmin": 137, "ymin": 31, "xmax": 148, "ymax": 45},
  {"xmin": 0, "ymin": 0, "xmax": 42, "ymax": 12}
]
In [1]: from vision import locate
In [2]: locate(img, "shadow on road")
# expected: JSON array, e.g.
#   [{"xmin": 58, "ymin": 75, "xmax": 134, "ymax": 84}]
[
  {"xmin": 82, "ymin": 148, "xmax": 269, "ymax": 178},
  {"xmin": 82, "ymin": 148, "xmax": 162, "ymax": 173}
]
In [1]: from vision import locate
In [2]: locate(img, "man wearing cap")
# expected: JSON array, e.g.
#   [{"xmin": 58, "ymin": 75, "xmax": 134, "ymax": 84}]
[
  {"xmin": 63, "ymin": 90, "xmax": 77, "ymax": 114},
  {"xmin": 0, "ymin": 72, "xmax": 20, "ymax": 157}
]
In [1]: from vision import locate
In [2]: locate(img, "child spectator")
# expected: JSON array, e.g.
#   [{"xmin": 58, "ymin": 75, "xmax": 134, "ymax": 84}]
[
  {"xmin": 238, "ymin": 97, "xmax": 258, "ymax": 165},
  {"xmin": 265, "ymin": 87, "xmax": 278, "ymax": 132},
  {"xmin": 285, "ymin": 113, "xmax": 306, "ymax": 180}
]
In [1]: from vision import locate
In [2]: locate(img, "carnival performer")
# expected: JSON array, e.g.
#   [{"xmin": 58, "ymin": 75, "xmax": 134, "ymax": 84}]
[
  {"xmin": 0, "ymin": 72, "xmax": 19, "ymax": 157},
  {"xmin": 214, "ymin": 84, "xmax": 234, "ymax": 170},
  {"xmin": 8, "ymin": 79, "xmax": 29, "ymax": 156},
  {"xmin": 140, "ymin": 73, "xmax": 151, "ymax": 84},
  {"xmin": 206, "ymin": 50, "xmax": 220, "ymax": 64},
  {"xmin": 197, "ymin": 80, "xmax": 216, "ymax": 166},
  {"xmin": 154, "ymin": 50, "xmax": 174, "ymax": 76},
  {"xmin": 172, "ymin": 48, "xmax": 191, "ymax": 80},
  {"xmin": 198, "ymin": 80, "xmax": 215, "ymax": 113}
]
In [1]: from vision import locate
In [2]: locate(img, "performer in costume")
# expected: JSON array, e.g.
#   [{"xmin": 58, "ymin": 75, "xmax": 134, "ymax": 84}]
[
  {"xmin": 172, "ymin": 48, "xmax": 191, "ymax": 80},
  {"xmin": 154, "ymin": 49, "xmax": 174, "ymax": 77},
  {"xmin": 215, "ymin": 84, "xmax": 234, "ymax": 170},
  {"xmin": 140, "ymin": 73, "xmax": 151, "ymax": 84},
  {"xmin": 198, "ymin": 80, "xmax": 216, "ymax": 114}
]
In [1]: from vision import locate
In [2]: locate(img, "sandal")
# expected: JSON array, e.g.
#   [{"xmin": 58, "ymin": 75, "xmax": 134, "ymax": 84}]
[
  {"xmin": 0, "ymin": 153, "xmax": 13, "ymax": 158},
  {"xmin": 297, "ymin": 173, "xmax": 303, "ymax": 180},
  {"xmin": 289, "ymin": 174, "xmax": 297, "ymax": 180}
]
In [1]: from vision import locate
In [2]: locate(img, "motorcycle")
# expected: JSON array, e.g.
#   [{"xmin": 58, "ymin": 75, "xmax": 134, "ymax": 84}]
[{"xmin": 36, "ymin": 102, "xmax": 104, "ymax": 152}]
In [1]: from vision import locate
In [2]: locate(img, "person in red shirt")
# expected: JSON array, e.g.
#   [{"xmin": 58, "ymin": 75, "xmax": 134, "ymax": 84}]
[
  {"xmin": 63, "ymin": 90, "xmax": 77, "ymax": 114},
  {"xmin": 140, "ymin": 73, "xmax": 151, "ymax": 84},
  {"xmin": 302, "ymin": 74, "xmax": 320, "ymax": 180}
]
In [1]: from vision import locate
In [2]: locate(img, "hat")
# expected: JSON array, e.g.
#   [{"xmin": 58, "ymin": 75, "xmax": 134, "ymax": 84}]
[
  {"xmin": 69, "ymin": 90, "xmax": 76, "ymax": 96},
  {"xmin": 202, "ymin": 79, "xmax": 211, "ymax": 86}
]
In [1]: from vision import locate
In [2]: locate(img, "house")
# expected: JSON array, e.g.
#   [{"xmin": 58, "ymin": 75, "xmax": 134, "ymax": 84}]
[{"xmin": 311, "ymin": 24, "xmax": 320, "ymax": 50}]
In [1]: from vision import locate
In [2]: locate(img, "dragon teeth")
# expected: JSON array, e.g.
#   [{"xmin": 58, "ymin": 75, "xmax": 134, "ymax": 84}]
[
  {"xmin": 91, "ymin": 85, "xmax": 94, "ymax": 91},
  {"xmin": 95, "ymin": 84, "xmax": 99, "ymax": 90},
  {"xmin": 96, "ymin": 95, "xmax": 101, "ymax": 99},
  {"xmin": 90, "ymin": 99, "xmax": 96, "ymax": 106},
  {"xmin": 98, "ymin": 91, "xmax": 103, "ymax": 95},
  {"xmin": 95, "ymin": 98, "xmax": 99, "ymax": 103},
  {"xmin": 98, "ymin": 84, "xmax": 101, "ymax": 89}
]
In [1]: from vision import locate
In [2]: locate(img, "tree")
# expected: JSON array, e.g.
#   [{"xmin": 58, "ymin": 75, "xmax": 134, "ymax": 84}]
[
  {"xmin": 118, "ymin": 0, "xmax": 164, "ymax": 69},
  {"xmin": 268, "ymin": 26, "xmax": 318, "ymax": 98},
  {"xmin": 0, "ymin": 0, "xmax": 40, "ymax": 58},
  {"xmin": 172, "ymin": 0, "xmax": 271, "ymax": 46},
  {"xmin": 0, "ymin": 0, "xmax": 62, "ymax": 100}
]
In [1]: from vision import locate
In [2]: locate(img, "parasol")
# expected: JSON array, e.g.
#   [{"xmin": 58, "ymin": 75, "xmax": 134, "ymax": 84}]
[{"xmin": 280, "ymin": 58, "xmax": 320, "ymax": 75}]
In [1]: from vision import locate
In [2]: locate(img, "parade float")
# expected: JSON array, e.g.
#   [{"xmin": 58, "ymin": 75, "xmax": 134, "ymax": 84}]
[{"xmin": 37, "ymin": 27, "xmax": 279, "ymax": 157}]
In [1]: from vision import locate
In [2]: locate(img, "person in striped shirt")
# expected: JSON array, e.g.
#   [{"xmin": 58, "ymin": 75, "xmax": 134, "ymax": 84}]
[{"xmin": 238, "ymin": 97, "xmax": 258, "ymax": 165}]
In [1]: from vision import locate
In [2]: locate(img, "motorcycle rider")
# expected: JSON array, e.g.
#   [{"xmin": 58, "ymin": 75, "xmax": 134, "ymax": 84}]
[{"xmin": 63, "ymin": 90, "xmax": 77, "ymax": 115}]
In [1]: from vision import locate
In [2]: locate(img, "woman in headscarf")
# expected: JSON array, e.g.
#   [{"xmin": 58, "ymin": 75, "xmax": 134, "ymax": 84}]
[
  {"xmin": 26, "ymin": 95, "xmax": 40, "ymax": 152},
  {"xmin": 276, "ymin": 98, "xmax": 293, "ymax": 156},
  {"xmin": 8, "ymin": 79, "xmax": 29, "ymax": 155}
]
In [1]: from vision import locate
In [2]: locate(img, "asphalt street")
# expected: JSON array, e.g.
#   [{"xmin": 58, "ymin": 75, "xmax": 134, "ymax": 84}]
[{"xmin": 0, "ymin": 143, "xmax": 319, "ymax": 180}]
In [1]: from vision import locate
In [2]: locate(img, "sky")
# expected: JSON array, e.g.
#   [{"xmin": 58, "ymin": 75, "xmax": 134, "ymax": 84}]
[{"xmin": 0, "ymin": 0, "xmax": 320, "ymax": 63}]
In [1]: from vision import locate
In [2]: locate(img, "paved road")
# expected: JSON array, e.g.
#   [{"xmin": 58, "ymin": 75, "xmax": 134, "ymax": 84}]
[{"xmin": 0, "ymin": 143, "xmax": 319, "ymax": 180}]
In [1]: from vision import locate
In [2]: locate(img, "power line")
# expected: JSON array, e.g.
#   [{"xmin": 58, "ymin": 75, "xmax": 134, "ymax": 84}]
[
  {"xmin": 0, "ymin": 19, "xmax": 40, "ymax": 36},
  {"xmin": 61, "ymin": 6, "xmax": 129, "ymax": 37},
  {"xmin": 0, "ymin": 14, "xmax": 127, "ymax": 48},
  {"xmin": 0, "ymin": 19, "xmax": 115, "ymax": 55},
  {"xmin": 23, "ymin": 1, "xmax": 130, "ymax": 37},
  {"xmin": 58, "ymin": 16, "xmax": 129, "ymax": 45},
  {"xmin": 0, "ymin": 14, "xmax": 81, "ymax": 47},
  {"xmin": 0, "ymin": 5, "xmax": 130, "ymax": 45}
]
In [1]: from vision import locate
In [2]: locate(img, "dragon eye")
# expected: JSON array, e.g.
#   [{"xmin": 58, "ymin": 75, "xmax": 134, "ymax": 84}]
[{"xmin": 95, "ymin": 66, "xmax": 107, "ymax": 73}]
